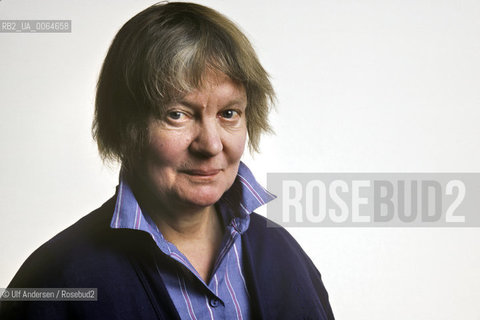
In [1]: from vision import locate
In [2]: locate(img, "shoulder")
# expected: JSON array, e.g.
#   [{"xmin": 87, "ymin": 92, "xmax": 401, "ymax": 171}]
[
  {"xmin": 244, "ymin": 212, "xmax": 325, "ymax": 284},
  {"xmin": 246, "ymin": 212, "xmax": 311, "ymax": 261},
  {"xmin": 7, "ymin": 196, "xmax": 141, "ymax": 288},
  {"xmin": 2, "ymin": 196, "xmax": 162, "ymax": 320},
  {"xmin": 244, "ymin": 213, "xmax": 335, "ymax": 319}
]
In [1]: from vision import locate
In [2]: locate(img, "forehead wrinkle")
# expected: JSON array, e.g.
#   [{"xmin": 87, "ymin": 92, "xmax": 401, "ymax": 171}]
[
  {"xmin": 177, "ymin": 73, "xmax": 246, "ymax": 111},
  {"xmin": 178, "ymin": 97, "xmax": 208, "ymax": 111}
]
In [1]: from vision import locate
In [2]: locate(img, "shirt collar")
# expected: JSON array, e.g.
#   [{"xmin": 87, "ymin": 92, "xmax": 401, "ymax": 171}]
[{"xmin": 110, "ymin": 161, "xmax": 276, "ymax": 236}]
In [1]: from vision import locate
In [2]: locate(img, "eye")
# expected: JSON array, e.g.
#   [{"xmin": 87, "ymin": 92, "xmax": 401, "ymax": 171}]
[
  {"xmin": 167, "ymin": 111, "xmax": 186, "ymax": 121},
  {"xmin": 220, "ymin": 109, "xmax": 239, "ymax": 119}
]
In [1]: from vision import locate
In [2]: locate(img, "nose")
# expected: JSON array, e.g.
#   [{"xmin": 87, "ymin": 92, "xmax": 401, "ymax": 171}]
[{"xmin": 189, "ymin": 119, "xmax": 223, "ymax": 157}]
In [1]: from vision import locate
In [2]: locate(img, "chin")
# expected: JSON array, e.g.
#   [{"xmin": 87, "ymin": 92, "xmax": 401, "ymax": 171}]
[{"xmin": 180, "ymin": 186, "xmax": 225, "ymax": 208}]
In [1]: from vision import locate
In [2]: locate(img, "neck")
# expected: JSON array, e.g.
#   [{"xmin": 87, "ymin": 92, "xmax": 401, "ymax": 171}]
[{"xmin": 154, "ymin": 205, "xmax": 222, "ymax": 243}]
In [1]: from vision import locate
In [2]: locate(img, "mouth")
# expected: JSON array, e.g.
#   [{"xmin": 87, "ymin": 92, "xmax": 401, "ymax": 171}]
[{"xmin": 182, "ymin": 169, "xmax": 222, "ymax": 177}]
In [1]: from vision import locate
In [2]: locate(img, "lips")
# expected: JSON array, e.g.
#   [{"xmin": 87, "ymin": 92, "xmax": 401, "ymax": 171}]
[{"xmin": 182, "ymin": 169, "xmax": 222, "ymax": 176}]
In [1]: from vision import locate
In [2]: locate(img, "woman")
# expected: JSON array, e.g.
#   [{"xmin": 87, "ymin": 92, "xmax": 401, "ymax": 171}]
[{"xmin": 1, "ymin": 2, "xmax": 334, "ymax": 319}]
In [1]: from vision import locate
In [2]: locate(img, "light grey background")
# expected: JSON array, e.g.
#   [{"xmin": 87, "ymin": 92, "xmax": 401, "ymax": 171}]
[{"xmin": 1, "ymin": 0, "xmax": 479, "ymax": 319}]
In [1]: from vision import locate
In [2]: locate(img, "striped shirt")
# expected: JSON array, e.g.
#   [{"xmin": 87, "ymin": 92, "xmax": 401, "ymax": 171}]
[{"xmin": 110, "ymin": 161, "xmax": 275, "ymax": 320}]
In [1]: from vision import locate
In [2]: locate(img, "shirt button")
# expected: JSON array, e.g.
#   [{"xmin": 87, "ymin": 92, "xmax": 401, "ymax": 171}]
[{"xmin": 209, "ymin": 298, "xmax": 220, "ymax": 308}]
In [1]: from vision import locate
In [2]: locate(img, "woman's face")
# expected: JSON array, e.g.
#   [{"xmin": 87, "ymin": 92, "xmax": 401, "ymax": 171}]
[{"xmin": 137, "ymin": 71, "xmax": 247, "ymax": 212}]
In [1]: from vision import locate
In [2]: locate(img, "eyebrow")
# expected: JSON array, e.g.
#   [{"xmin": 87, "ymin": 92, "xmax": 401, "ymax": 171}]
[{"xmin": 177, "ymin": 98, "xmax": 247, "ymax": 110}]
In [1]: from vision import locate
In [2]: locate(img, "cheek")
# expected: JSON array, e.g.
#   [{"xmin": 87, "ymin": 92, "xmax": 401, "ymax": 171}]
[
  {"xmin": 147, "ymin": 131, "xmax": 191, "ymax": 165},
  {"xmin": 227, "ymin": 128, "xmax": 248, "ymax": 160}
]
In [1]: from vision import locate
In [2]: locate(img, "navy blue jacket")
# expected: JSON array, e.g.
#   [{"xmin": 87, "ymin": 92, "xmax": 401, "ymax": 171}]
[{"xmin": 0, "ymin": 196, "xmax": 334, "ymax": 319}]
